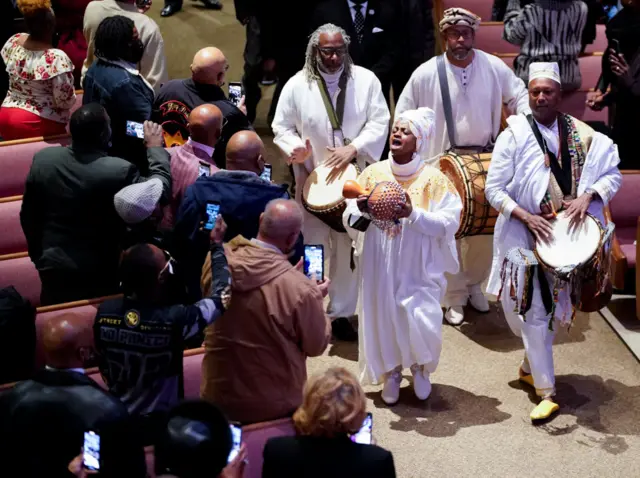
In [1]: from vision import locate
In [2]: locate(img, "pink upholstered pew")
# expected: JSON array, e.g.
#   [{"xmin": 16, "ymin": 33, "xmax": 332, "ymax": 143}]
[
  {"xmin": 0, "ymin": 198, "xmax": 26, "ymax": 256},
  {"xmin": 0, "ymin": 253, "xmax": 41, "ymax": 306},
  {"xmin": 0, "ymin": 134, "xmax": 71, "ymax": 198},
  {"xmin": 584, "ymin": 24, "xmax": 608, "ymax": 54},
  {"xmin": 474, "ymin": 22, "xmax": 520, "ymax": 55}
]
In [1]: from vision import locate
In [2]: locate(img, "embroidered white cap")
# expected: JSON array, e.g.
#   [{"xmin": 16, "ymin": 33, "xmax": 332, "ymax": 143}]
[
  {"xmin": 114, "ymin": 178, "xmax": 163, "ymax": 224},
  {"xmin": 439, "ymin": 7, "xmax": 481, "ymax": 32},
  {"xmin": 529, "ymin": 62, "xmax": 561, "ymax": 84}
]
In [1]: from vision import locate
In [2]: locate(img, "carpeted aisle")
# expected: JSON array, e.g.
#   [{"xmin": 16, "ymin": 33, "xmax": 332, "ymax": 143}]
[{"xmin": 152, "ymin": 3, "xmax": 640, "ymax": 476}]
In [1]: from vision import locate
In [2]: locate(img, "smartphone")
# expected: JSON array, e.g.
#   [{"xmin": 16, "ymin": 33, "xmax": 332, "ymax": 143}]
[
  {"xmin": 303, "ymin": 245, "xmax": 324, "ymax": 283},
  {"xmin": 126, "ymin": 120, "xmax": 144, "ymax": 139},
  {"xmin": 228, "ymin": 82, "xmax": 243, "ymax": 107},
  {"xmin": 227, "ymin": 423, "xmax": 242, "ymax": 464},
  {"xmin": 83, "ymin": 431, "xmax": 101, "ymax": 471},
  {"xmin": 204, "ymin": 201, "xmax": 221, "ymax": 231},
  {"xmin": 260, "ymin": 164, "xmax": 272, "ymax": 182},
  {"xmin": 351, "ymin": 413, "xmax": 373, "ymax": 445},
  {"xmin": 611, "ymin": 39, "xmax": 620, "ymax": 53}
]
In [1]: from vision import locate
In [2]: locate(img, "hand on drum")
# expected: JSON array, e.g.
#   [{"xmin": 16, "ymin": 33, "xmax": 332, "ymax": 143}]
[
  {"xmin": 563, "ymin": 194, "xmax": 592, "ymax": 230},
  {"xmin": 288, "ymin": 139, "xmax": 312, "ymax": 165},
  {"xmin": 325, "ymin": 145, "xmax": 357, "ymax": 169},
  {"xmin": 524, "ymin": 212, "xmax": 554, "ymax": 244},
  {"xmin": 395, "ymin": 192, "xmax": 413, "ymax": 219}
]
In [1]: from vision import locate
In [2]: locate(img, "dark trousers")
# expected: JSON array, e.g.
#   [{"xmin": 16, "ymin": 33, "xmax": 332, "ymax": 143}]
[
  {"xmin": 39, "ymin": 268, "xmax": 120, "ymax": 306},
  {"xmin": 242, "ymin": 17, "xmax": 262, "ymax": 124}
]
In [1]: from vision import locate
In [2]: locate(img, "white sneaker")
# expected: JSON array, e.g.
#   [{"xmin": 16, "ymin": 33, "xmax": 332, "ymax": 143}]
[
  {"xmin": 445, "ymin": 306, "xmax": 464, "ymax": 325},
  {"xmin": 381, "ymin": 370, "xmax": 402, "ymax": 405},
  {"xmin": 468, "ymin": 286, "xmax": 490, "ymax": 313},
  {"xmin": 411, "ymin": 365, "xmax": 432, "ymax": 400}
]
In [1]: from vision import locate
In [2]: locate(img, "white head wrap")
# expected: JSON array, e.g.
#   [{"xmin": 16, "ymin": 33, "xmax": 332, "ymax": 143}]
[
  {"xmin": 114, "ymin": 178, "xmax": 163, "ymax": 225},
  {"xmin": 528, "ymin": 62, "xmax": 561, "ymax": 84},
  {"xmin": 439, "ymin": 7, "xmax": 481, "ymax": 33},
  {"xmin": 395, "ymin": 107, "xmax": 436, "ymax": 156}
]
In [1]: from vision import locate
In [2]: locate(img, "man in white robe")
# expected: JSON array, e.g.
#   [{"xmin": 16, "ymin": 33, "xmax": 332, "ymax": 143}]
[
  {"xmin": 395, "ymin": 7, "xmax": 530, "ymax": 326},
  {"xmin": 344, "ymin": 108, "xmax": 461, "ymax": 405},
  {"xmin": 272, "ymin": 23, "xmax": 390, "ymax": 341},
  {"xmin": 486, "ymin": 62, "xmax": 622, "ymax": 421}
]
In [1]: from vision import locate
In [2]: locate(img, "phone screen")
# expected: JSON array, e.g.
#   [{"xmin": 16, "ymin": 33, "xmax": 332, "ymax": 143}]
[
  {"xmin": 83, "ymin": 431, "xmax": 101, "ymax": 471},
  {"xmin": 204, "ymin": 202, "xmax": 221, "ymax": 231},
  {"xmin": 260, "ymin": 164, "xmax": 272, "ymax": 182},
  {"xmin": 227, "ymin": 424, "xmax": 242, "ymax": 464},
  {"xmin": 611, "ymin": 39, "xmax": 621, "ymax": 53},
  {"xmin": 126, "ymin": 121, "xmax": 144, "ymax": 139},
  {"xmin": 350, "ymin": 413, "xmax": 373, "ymax": 445},
  {"xmin": 303, "ymin": 245, "xmax": 324, "ymax": 282},
  {"xmin": 228, "ymin": 83, "xmax": 243, "ymax": 106}
]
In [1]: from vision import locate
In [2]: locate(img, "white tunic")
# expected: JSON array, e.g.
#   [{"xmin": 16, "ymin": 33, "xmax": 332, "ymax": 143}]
[
  {"xmin": 272, "ymin": 65, "xmax": 390, "ymax": 193},
  {"xmin": 344, "ymin": 157, "xmax": 462, "ymax": 385},
  {"xmin": 485, "ymin": 113, "xmax": 622, "ymax": 321},
  {"xmin": 395, "ymin": 50, "xmax": 530, "ymax": 163}
]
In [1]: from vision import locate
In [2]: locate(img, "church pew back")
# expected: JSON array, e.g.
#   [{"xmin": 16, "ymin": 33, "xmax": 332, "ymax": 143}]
[{"xmin": 0, "ymin": 197, "xmax": 26, "ymax": 256}]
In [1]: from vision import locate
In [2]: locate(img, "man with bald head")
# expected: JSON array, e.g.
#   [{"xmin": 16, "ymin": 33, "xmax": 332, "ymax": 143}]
[
  {"xmin": 0, "ymin": 314, "xmax": 146, "ymax": 476},
  {"xmin": 161, "ymin": 104, "xmax": 223, "ymax": 230},
  {"xmin": 200, "ymin": 199, "xmax": 330, "ymax": 424},
  {"xmin": 173, "ymin": 130, "xmax": 299, "ymax": 301},
  {"xmin": 154, "ymin": 47, "xmax": 252, "ymax": 168}
]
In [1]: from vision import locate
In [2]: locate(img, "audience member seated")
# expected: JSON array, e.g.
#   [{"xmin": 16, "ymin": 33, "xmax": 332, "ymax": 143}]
[
  {"xmin": 82, "ymin": 0, "xmax": 167, "ymax": 91},
  {"xmin": 0, "ymin": 0, "xmax": 76, "ymax": 140},
  {"xmin": 200, "ymin": 199, "xmax": 330, "ymax": 425},
  {"xmin": 588, "ymin": 0, "xmax": 640, "ymax": 169},
  {"xmin": 154, "ymin": 47, "xmax": 253, "ymax": 168},
  {"xmin": 262, "ymin": 367, "xmax": 396, "ymax": 478},
  {"xmin": 20, "ymin": 104, "xmax": 170, "ymax": 306},
  {"xmin": 173, "ymin": 131, "xmax": 299, "ymax": 300},
  {"xmin": 53, "ymin": 0, "xmax": 93, "ymax": 87},
  {"xmin": 154, "ymin": 400, "xmax": 248, "ymax": 478},
  {"xmin": 161, "ymin": 104, "xmax": 223, "ymax": 230},
  {"xmin": 0, "ymin": 314, "xmax": 146, "ymax": 477},
  {"xmin": 93, "ymin": 217, "xmax": 230, "ymax": 445},
  {"xmin": 83, "ymin": 15, "xmax": 154, "ymax": 171},
  {"xmin": 503, "ymin": 0, "xmax": 588, "ymax": 91}
]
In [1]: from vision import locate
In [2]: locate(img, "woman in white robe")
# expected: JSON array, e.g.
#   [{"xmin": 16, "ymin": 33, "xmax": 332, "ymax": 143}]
[{"xmin": 344, "ymin": 108, "xmax": 461, "ymax": 405}]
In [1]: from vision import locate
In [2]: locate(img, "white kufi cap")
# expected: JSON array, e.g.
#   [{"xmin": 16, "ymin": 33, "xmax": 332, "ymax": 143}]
[
  {"xmin": 529, "ymin": 62, "xmax": 561, "ymax": 84},
  {"xmin": 114, "ymin": 178, "xmax": 163, "ymax": 224},
  {"xmin": 395, "ymin": 107, "xmax": 436, "ymax": 156}
]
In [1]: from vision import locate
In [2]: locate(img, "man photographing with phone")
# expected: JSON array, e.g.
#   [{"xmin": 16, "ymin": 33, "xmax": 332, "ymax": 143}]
[{"xmin": 587, "ymin": 0, "xmax": 640, "ymax": 169}]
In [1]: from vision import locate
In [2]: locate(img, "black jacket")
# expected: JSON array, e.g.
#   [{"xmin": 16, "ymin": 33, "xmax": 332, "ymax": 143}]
[
  {"xmin": 310, "ymin": 0, "xmax": 399, "ymax": 87},
  {"xmin": 398, "ymin": 0, "xmax": 435, "ymax": 76},
  {"xmin": 83, "ymin": 60, "xmax": 155, "ymax": 172},
  {"xmin": 262, "ymin": 435, "xmax": 396, "ymax": 478},
  {"xmin": 0, "ymin": 369, "xmax": 146, "ymax": 477},
  {"xmin": 20, "ymin": 144, "xmax": 171, "ymax": 280},
  {"xmin": 153, "ymin": 79, "xmax": 253, "ymax": 169}
]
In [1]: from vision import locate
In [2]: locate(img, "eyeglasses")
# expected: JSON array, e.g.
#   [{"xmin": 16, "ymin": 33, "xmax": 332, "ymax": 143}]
[
  {"xmin": 445, "ymin": 29, "xmax": 473, "ymax": 40},
  {"xmin": 318, "ymin": 47, "xmax": 348, "ymax": 57},
  {"xmin": 159, "ymin": 250, "xmax": 175, "ymax": 277}
]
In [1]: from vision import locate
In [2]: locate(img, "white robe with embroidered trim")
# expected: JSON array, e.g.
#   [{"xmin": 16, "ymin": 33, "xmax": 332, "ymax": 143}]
[
  {"xmin": 395, "ymin": 50, "xmax": 530, "ymax": 164},
  {"xmin": 485, "ymin": 113, "xmax": 622, "ymax": 321},
  {"xmin": 343, "ymin": 159, "xmax": 461, "ymax": 385}
]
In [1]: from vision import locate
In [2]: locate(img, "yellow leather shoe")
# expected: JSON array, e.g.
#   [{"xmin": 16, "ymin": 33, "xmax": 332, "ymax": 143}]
[
  {"xmin": 530, "ymin": 399, "xmax": 559, "ymax": 421},
  {"xmin": 518, "ymin": 368, "xmax": 535, "ymax": 388}
]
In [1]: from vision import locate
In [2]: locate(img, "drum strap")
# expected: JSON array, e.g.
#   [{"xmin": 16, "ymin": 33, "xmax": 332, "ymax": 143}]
[
  {"xmin": 537, "ymin": 267, "xmax": 554, "ymax": 317},
  {"xmin": 316, "ymin": 73, "xmax": 349, "ymax": 146},
  {"xmin": 526, "ymin": 114, "xmax": 573, "ymax": 197},
  {"xmin": 436, "ymin": 54, "xmax": 457, "ymax": 150}
]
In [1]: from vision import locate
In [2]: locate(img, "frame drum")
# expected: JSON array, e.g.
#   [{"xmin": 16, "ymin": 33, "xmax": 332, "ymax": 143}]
[
  {"xmin": 302, "ymin": 163, "xmax": 359, "ymax": 233},
  {"xmin": 439, "ymin": 152, "xmax": 498, "ymax": 239}
]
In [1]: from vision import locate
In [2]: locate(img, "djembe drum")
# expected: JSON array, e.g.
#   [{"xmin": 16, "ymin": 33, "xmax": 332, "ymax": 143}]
[
  {"xmin": 439, "ymin": 152, "xmax": 498, "ymax": 239},
  {"xmin": 302, "ymin": 163, "xmax": 360, "ymax": 233},
  {"xmin": 343, "ymin": 180, "xmax": 406, "ymax": 230}
]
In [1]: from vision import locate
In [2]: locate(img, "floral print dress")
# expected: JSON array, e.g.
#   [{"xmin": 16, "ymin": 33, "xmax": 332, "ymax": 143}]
[{"xmin": 1, "ymin": 33, "xmax": 76, "ymax": 124}]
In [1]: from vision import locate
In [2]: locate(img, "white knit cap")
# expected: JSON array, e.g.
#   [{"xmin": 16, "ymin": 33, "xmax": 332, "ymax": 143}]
[
  {"xmin": 529, "ymin": 62, "xmax": 561, "ymax": 84},
  {"xmin": 114, "ymin": 178, "xmax": 163, "ymax": 224},
  {"xmin": 395, "ymin": 107, "xmax": 436, "ymax": 156}
]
